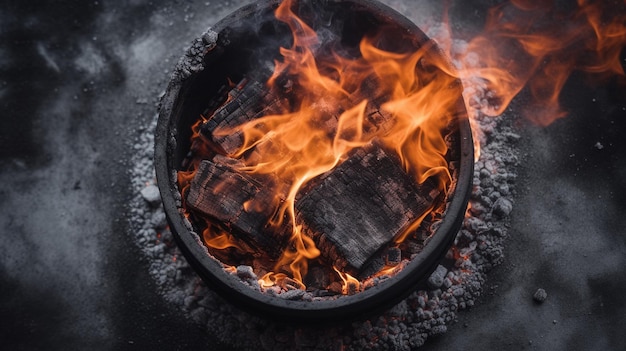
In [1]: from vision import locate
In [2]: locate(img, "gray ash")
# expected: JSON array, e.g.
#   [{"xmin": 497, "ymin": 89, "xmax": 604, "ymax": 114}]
[{"xmin": 128, "ymin": 34, "xmax": 520, "ymax": 350}]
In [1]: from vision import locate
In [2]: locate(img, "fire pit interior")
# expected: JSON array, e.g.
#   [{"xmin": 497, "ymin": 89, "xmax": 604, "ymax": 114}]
[{"xmin": 155, "ymin": 0, "xmax": 474, "ymax": 322}]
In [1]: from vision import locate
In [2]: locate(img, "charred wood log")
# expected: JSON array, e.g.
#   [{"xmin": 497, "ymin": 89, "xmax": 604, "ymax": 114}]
[
  {"xmin": 199, "ymin": 78, "xmax": 265, "ymax": 155},
  {"xmin": 295, "ymin": 142, "xmax": 439, "ymax": 274},
  {"xmin": 186, "ymin": 158, "xmax": 286, "ymax": 256},
  {"xmin": 186, "ymin": 141, "xmax": 439, "ymax": 276},
  {"xmin": 199, "ymin": 72, "xmax": 396, "ymax": 157},
  {"xmin": 199, "ymin": 73, "xmax": 288, "ymax": 156}
]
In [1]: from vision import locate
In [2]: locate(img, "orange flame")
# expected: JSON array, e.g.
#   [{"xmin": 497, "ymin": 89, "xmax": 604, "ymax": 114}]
[
  {"xmin": 173, "ymin": 0, "xmax": 625, "ymax": 295},
  {"xmin": 202, "ymin": 227, "xmax": 242, "ymax": 250},
  {"xmin": 210, "ymin": 0, "xmax": 457, "ymax": 288},
  {"xmin": 177, "ymin": 118, "xmax": 210, "ymax": 200},
  {"xmin": 435, "ymin": 0, "xmax": 626, "ymax": 126},
  {"xmin": 258, "ymin": 271, "xmax": 305, "ymax": 290},
  {"xmin": 372, "ymin": 262, "xmax": 407, "ymax": 279},
  {"xmin": 223, "ymin": 265, "xmax": 237, "ymax": 274},
  {"xmin": 333, "ymin": 267, "xmax": 361, "ymax": 295}
]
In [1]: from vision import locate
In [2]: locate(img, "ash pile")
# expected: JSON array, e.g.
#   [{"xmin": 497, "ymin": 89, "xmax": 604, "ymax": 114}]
[{"xmin": 128, "ymin": 39, "xmax": 520, "ymax": 351}]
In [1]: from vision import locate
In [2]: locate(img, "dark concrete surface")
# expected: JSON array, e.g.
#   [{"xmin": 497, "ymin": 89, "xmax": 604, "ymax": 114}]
[
  {"xmin": 421, "ymin": 74, "xmax": 626, "ymax": 350},
  {"xmin": 1, "ymin": 0, "xmax": 624, "ymax": 350}
]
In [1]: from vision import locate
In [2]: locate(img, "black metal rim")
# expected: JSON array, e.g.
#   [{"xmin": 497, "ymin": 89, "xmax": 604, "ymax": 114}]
[{"xmin": 155, "ymin": 0, "xmax": 474, "ymax": 324}]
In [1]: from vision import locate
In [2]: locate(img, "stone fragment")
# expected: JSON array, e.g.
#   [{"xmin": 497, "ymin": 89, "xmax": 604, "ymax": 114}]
[
  {"xmin": 492, "ymin": 197, "xmax": 513, "ymax": 217},
  {"xmin": 141, "ymin": 184, "xmax": 161, "ymax": 206},
  {"xmin": 533, "ymin": 288, "xmax": 547, "ymax": 303},
  {"xmin": 201, "ymin": 29, "xmax": 218, "ymax": 49},
  {"xmin": 427, "ymin": 265, "xmax": 448, "ymax": 289}
]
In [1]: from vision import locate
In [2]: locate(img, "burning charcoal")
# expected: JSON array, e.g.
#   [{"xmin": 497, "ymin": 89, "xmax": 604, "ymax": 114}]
[
  {"xmin": 364, "ymin": 110, "xmax": 391, "ymax": 135},
  {"xmin": 186, "ymin": 159, "xmax": 286, "ymax": 255},
  {"xmin": 533, "ymin": 288, "xmax": 547, "ymax": 303},
  {"xmin": 280, "ymin": 277, "xmax": 304, "ymax": 291},
  {"xmin": 296, "ymin": 142, "xmax": 440, "ymax": 274},
  {"xmin": 141, "ymin": 184, "xmax": 161, "ymax": 207},
  {"xmin": 327, "ymin": 281, "xmax": 343, "ymax": 295},
  {"xmin": 385, "ymin": 247, "xmax": 402, "ymax": 266},
  {"xmin": 345, "ymin": 281, "xmax": 359, "ymax": 295},
  {"xmin": 304, "ymin": 266, "xmax": 331, "ymax": 291}
]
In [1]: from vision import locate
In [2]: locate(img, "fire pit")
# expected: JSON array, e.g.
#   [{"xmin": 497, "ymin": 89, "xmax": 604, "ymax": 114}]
[{"xmin": 155, "ymin": 0, "xmax": 473, "ymax": 323}]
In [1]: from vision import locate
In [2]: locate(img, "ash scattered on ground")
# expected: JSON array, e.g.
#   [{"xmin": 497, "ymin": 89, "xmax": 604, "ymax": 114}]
[{"xmin": 128, "ymin": 37, "xmax": 520, "ymax": 351}]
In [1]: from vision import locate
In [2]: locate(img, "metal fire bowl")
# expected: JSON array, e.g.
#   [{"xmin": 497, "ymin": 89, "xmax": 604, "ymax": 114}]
[{"xmin": 155, "ymin": 0, "xmax": 474, "ymax": 324}]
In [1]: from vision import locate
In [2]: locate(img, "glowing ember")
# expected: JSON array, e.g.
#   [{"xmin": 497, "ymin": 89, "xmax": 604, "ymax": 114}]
[{"xmin": 333, "ymin": 267, "xmax": 361, "ymax": 295}]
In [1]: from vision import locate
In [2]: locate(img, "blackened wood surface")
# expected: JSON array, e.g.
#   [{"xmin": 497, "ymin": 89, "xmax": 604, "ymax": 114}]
[
  {"xmin": 296, "ymin": 143, "xmax": 437, "ymax": 273},
  {"xmin": 186, "ymin": 159, "xmax": 283, "ymax": 255},
  {"xmin": 200, "ymin": 77, "xmax": 287, "ymax": 155},
  {"xmin": 188, "ymin": 71, "xmax": 437, "ymax": 273},
  {"xmin": 187, "ymin": 143, "xmax": 438, "ymax": 273},
  {"xmin": 199, "ymin": 74, "xmax": 396, "ymax": 157}
]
